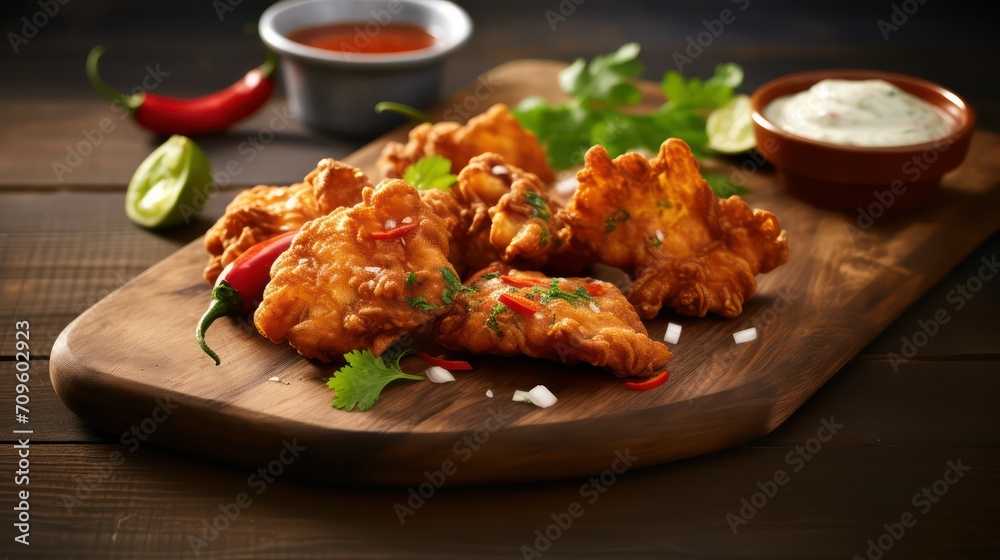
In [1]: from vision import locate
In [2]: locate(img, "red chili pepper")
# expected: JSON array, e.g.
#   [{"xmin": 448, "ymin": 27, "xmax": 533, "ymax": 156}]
[
  {"xmin": 372, "ymin": 223, "xmax": 418, "ymax": 240},
  {"xmin": 500, "ymin": 275, "xmax": 550, "ymax": 289},
  {"xmin": 624, "ymin": 370, "xmax": 670, "ymax": 390},
  {"xmin": 498, "ymin": 293, "xmax": 540, "ymax": 316},
  {"xmin": 87, "ymin": 46, "xmax": 276, "ymax": 136},
  {"xmin": 584, "ymin": 283, "xmax": 606, "ymax": 297},
  {"xmin": 416, "ymin": 352, "xmax": 473, "ymax": 371},
  {"xmin": 196, "ymin": 231, "xmax": 297, "ymax": 365}
]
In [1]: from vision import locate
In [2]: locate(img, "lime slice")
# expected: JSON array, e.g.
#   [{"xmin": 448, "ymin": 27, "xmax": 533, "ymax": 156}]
[
  {"xmin": 126, "ymin": 135, "xmax": 213, "ymax": 228},
  {"xmin": 706, "ymin": 94, "xmax": 756, "ymax": 154}
]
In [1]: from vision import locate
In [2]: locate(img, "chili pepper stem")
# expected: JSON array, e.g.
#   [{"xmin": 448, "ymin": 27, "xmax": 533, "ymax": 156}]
[
  {"xmin": 258, "ymin": 47, "xmax": 278, "ymax": 79},
  {"xmin": 374, "ymin": 101, "xmax": 433, "ymax": 123},
  {"xmin": 86, "ymin": 46, "xmax": 143, "ymax": 112},
  {"xmin": 195, "ymin": 282, "xmax": 245, "ymax": 366}
]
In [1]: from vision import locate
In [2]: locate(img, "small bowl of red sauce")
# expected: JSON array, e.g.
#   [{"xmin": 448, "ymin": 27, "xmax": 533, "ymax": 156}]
[
  {"xmin": 260, "ymin": 0, "xmax": 472, "ymax": 136},
  {"xmin": 750, "ymin": 69, "xmax": 974, "ymax": 212}
]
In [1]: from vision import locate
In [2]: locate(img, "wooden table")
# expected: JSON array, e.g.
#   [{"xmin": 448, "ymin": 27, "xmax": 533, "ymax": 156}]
[{"xmin": 1, "ymin": 1, "xmax": 998, "ymax": 558}]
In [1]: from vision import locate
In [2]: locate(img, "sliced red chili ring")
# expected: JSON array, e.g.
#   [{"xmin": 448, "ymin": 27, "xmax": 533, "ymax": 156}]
[
  {"xmin": 372, "ymin": 223, "xmax": 418, "ymax": 240},
  {"xmin": 416, "ymin": 352, "xmax": 473, "ymax": 371},
  {"xmin": 623, "ymin": 370, "xmax": 670, "ymax": 390},
  {"xmin": 498, "ymin": 293, "xmax": 540, "ymax": 316}
]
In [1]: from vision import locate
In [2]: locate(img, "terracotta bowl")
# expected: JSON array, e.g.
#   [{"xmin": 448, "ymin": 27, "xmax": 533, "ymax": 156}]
[{"xmin": 750, "ymin": 69, "xmax": 974, "ymax": 212}]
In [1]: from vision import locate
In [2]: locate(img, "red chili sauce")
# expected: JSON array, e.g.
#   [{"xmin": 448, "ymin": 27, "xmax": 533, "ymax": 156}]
[{"xmin": 287, "ymin": 22, "xmax": 436, "ymax": 54}]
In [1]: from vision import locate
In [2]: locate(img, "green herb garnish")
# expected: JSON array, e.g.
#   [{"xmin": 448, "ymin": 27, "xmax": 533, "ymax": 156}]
[
  {"xmin": 486, "ymin": 304, "xmax": 506, "ymax": 338},
  {"xmin": 327, "ymin": 349, "xmax": 422, "ymax": 411},
  {"xmin": 441, "ymin": 267, "xmax": 474, "ymax": 305},
  {"xmin": 524, "ymin": 191, "xmax": 551, "ymax": 221},
  {"xmin": 705, "ymin": 174, "xmax": 749, "ymax": 198},
  {"xmin": 513, "ymin": 43, "xmax": 749, "ymax": 195},
  {"xmin": 604, "ymin": 208, "xmax": 631, "ymax": 233},
  {"xmin": 405, "ymin": 272, "xmax": 417, "ymax": 288},
  {"xmin": 480, "ymin": 272, "xmax": 500, "ymax": 281},
  {"xmin": 405, "ymin": 296, "xmax": 443, "ymax": 311},
  {"xmin": 403, "ymin": 156, "xmax": 457, "ymax": 191}
]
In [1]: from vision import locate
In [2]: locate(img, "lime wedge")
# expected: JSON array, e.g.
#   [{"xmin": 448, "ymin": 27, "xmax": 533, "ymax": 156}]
[
  {"xmin": 706, "ymin": 94, "xmax": 756, "ymax": 154},
  {"xmin": 126, "ymin": 135, "xmax": 213, "ymax": 228}
]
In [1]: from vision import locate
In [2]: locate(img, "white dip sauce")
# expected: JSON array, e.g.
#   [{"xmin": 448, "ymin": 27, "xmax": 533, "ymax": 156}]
[{"xmin": 763, "ymin": 79, "xmax": 952, "ymax": 147}]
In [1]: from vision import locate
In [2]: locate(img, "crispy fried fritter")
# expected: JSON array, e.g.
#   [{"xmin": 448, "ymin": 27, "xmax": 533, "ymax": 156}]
[
  {"xmin": 377, "ymin": 104, "xmax": 555, "ymax": 183},
  {"xmin": 203, "ymin": 159, "xmax": 370, "ymax": 283},
  {"xmin": 558, "ymin": 139, "xmax": 788, "ymax": 319},
  {"xmin": 253, "ymin": 179, "xmax": 456, "ymax": 361},
  {"xmin": 418, "ymin": 153, "xmax": 564, "ymax": 275},
  {"xmin": 434, "ymin": 264, "xmax": 672, "ymax": 378}
]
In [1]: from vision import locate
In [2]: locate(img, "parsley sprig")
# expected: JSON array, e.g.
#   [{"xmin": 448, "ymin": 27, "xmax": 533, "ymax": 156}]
[
  {"xmin": 513, "ymin": 43, "xmax": 748, "ymax": 197},
  {"xmin": 327, "ymin": 349, "xmax": 422, "ymax": 411}
]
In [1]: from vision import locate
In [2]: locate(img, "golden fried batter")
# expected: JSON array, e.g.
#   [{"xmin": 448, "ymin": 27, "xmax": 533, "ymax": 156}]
[
  {"xmin": 377, "ymin": 103, "xmax": 555, "ymax": 183},
  {"xmin": 417, "ymin": 152, "xmax": 565, "ymax": 276},
  {"xmin": 559, "ymin": 139, "xmax": 788, "ymax": 319},
  {"xmin": 253, "ymin": 179, "xmax": 458, "ymax": 361},
  {"xmin": 203, "ymin": 159, "xmax": 370, "ymax": 283},
  {"xmin": 434, "ymin": 264, "xmax": 672, "ymax": 378}
]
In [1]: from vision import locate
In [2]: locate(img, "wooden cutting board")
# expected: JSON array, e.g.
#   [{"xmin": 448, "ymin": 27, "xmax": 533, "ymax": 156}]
[{"xmin": 50, "ymin": 61, "xmax": 1000, "ymax": 486}]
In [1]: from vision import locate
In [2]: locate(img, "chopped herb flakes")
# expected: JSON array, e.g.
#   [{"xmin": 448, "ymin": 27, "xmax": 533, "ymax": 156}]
[
  {"xmin": 604, "ymin": 208, "xmax": 631, "ymax": 233},
  {"xmin": 487, "ymin": 304, "xmax": 506, "ymax": 338},
  {"xmin": 405, "ymin": 272, "xmax": 417, "ymax": 287},
  {"xmin": 525, "ymin": 191, "xmax": 551, "ymax": 221},
  {"xmin": 405, "ymin": 296, "xmax": 443, "ymax": 311}
]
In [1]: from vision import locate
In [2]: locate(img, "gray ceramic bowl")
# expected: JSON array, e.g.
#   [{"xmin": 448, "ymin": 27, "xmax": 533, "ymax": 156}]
[{"xmin": 260, "ymin": 0, "xmax": 472, "ymax": 136}]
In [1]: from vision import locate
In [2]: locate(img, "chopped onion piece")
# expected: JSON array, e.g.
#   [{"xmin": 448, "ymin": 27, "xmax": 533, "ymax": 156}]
[
  {"xmin": 425, "ymin": 366, "xmax": 455, "ymax": 383},
  {"xmin": 401, "ymin": 216, "xmax": 413, "ymax": 224},
  {"xmin": 589, "ymin": 302, "xmax": 600, "ymax": 313},
  {"xmin": 384, "ymin": 218, "xmax": 397, "ymax": 229},
  {"xmin": 527, "ymin": 385, "xmax": 558, "ymax": 408},
  {"xmin": 512, "ymin": 389, "xmax": 532, "ymax": 403},
  {"xmin": 733, "ymin": 327, "xmax": 757, "ymax": 344},
  {"xmin": 364, "ymin": 266, "xmax": 382, "ymax": 274},
  {"xmin": 492, "ymin": 164, "xmax": 510, "ymax": 176},
  {"xmin": 513, "ymin": 385, "xmax": 558, "ymax": 408},
  {"xmin": 663, "ymin": 322, "xmax": 682, "ymax": 344},
  {"xmin": 486, "ymin": 389, "xmax": 494, "ymax": 398}
]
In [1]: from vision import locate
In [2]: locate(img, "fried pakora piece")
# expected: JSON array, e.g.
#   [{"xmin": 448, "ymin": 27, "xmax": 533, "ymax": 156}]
[
  {"xmin": 418, "ymin": 152, "xmax": 564, "ymax": 275},
  {"xmin": 377, "ymin": 103, "xmax": 555, "ymax": 183},
  {"xmin": 253, "ymin": 179, "xmax": 457, "ymax": 361},
  {"xmin": 434, "ymin": 264, "xmax": 672, "ymax": 378},
  {"xmin": 203, "ymin": 159, "xmax": 370, "ymax": 283},
  {"xmin": 559, "ymin": 139, "xmax": 788, "ymax": 319}
]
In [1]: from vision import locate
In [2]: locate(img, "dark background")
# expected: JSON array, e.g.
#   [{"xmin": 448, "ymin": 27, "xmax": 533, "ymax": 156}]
[{"xmin": 3, "ymin": 0, "xmax": 998, "ymax": 129}]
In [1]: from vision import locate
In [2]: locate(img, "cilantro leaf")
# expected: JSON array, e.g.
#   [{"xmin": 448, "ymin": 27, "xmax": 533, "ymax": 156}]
[
  {"xmin": 403, "ymin": 156, "xmax": 457, "ymax": 191},
  {"xmin": 561, "ymin": 42, "xmax": 644, "ymax": 107},
  {"xmin": 512, "ymin": 45, "xmax": 748, "ymax": 197},
  {"xmin": 327, "ymin": 349, "xmax": 422, "ymax": 411},
  {"xmin": 704, "ymin": 174, "xmax": 749, "ymax": 198},
  {"xmin": 441, "ymin": 266, "xmax": 475, "ymax": 305}
]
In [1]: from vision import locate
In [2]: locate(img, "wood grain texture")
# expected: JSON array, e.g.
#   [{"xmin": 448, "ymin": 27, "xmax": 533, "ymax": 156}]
[
  {"xmin": 47, "ymin": 61, "xmax": 1000, "ymax": 485},
  {"xmin": 1, "ymin": 440, "xmax": 997, "ymax": 559}
]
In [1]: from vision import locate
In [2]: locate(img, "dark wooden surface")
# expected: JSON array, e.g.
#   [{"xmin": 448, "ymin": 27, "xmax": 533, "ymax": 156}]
[
  {"xmin": 1, "ymin": 1, "xmax": 998, "ymax": 558},
  {"xmin": 46, "ymin": 60, "xmax": 1000, "ymax": 490}
]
